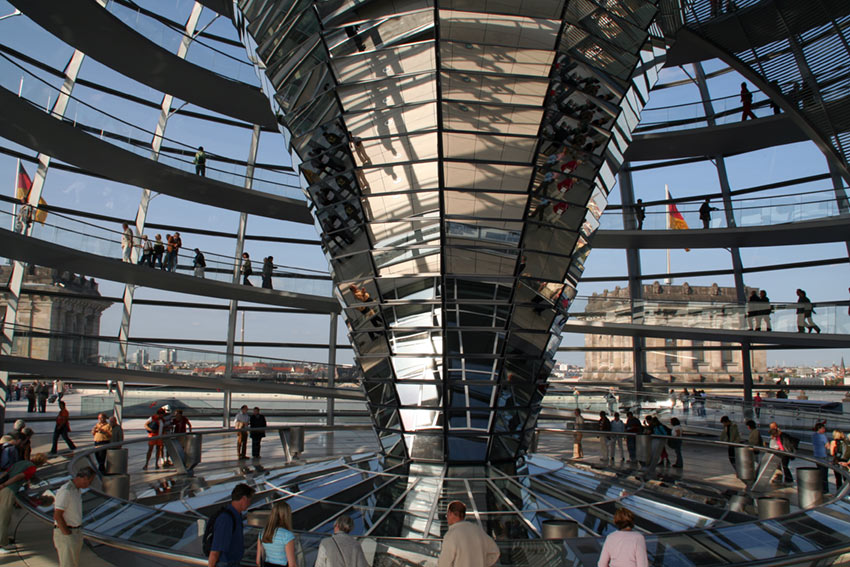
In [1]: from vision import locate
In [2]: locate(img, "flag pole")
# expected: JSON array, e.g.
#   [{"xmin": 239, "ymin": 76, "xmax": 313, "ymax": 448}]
[{"xmin": 665, "ymin": 184, "xmax": 672, "ymax": 285}]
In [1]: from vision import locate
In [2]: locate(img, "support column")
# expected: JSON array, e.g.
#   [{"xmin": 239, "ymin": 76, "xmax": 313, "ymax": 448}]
[
  {"xmin": 224, "ymin": 124, "xmax": 262, "ymax": 420},
  {"xmin": 0, "ymin": 49, "xmax": 85, "ymax": 433},
  {"xmin": 222, "ymin": 390, "xmax": 232, "ymax": 428},
  {"xmin": 618, "ymin": 165, "xmax": 646, "ymax": 391},
  {"xmin": 327, "ymin": 312, "xmax": 338, "ymax": 426},
  {"xmin": 826, "ymin": 160, "xmax": 850, "ymax": 260},
  {"xmin": 115, "ymin": 3, "xmax": 204, "ymax": 424}
]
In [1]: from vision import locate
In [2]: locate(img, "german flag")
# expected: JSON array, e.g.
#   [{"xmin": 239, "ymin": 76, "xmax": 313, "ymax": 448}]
[
  {"xmin": 16, "ymin": 162, "xmax": 48, "ymax": 224},
  {"xmin": 666, "ymin": 187, "xmax": 689, "ymax": 251}
]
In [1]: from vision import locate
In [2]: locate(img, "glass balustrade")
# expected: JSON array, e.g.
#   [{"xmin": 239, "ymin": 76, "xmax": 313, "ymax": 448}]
[
  {"xmin": 106, "ymin": 0, "xmax": 260, "ymax": 87},
  {"xmin": 0, "ymin": 54, "xmax": 302, "ymax": 199},
  {"xmin": 597, "ymin": 188, "xmax": 848, "ymax": 230},
  {"xmin": 637, "ymin": 94, "xmax": 775, "ymax": 133},
  {"xmin": 1, "ymin": 207, "xmax": 332, "ymax": 296}
]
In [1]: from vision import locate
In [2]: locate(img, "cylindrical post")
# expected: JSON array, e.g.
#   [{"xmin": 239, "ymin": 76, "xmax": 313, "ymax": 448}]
[
  {"xmin": 727, "ymin": 494, "xmax": 753, "ymax": 513},
  {"xmin": 288, "ymin": 427, "xmax": 305, "ymax": 456},
  {"xmin": 757, "ymin": 497, "xmax": 790, "ymax": 519},
  {"xmin": 105, "ymin": 448, "xmax": 129, "ymax": 475},
  {"xmin": 541, "ymin": 519, "xmax": 578, "ymax": 539},
  {"xmin": 222, "ymin": 390, "xmax": 231, "ymax": 428},
  {"xmin": 102, "ymin": 473, "xmax": 130, "ymax": 500},
  {"xmin": 184, "ymin": 434, "xmax": 203, "ymax": 469},
  {"xmin": 797, "ymin": 467, "xmax": 824, "ymax": 509},
  {"xmin": 735, "ymin": 446, "xmax": 755, "ymax": 481}
]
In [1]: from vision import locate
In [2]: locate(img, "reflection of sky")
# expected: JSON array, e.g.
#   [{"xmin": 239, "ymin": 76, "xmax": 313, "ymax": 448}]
[{"xmin": 1, "ymin": 0, "xmax": 848, "ymax": 371}]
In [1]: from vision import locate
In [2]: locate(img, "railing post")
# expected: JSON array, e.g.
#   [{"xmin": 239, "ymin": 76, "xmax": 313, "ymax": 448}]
[{"xmin": 327, "ymin": 311, "xmax": 338, "ymax": 426}]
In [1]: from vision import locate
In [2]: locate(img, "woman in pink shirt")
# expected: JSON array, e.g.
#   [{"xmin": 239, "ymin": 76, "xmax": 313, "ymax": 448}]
[{"xmin": 598, "ymin": 508, "xmax": 648, "ymax": 567}]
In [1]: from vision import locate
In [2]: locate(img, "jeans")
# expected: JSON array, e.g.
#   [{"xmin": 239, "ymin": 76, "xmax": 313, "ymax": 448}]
[
  {"xmin": 152, "ymin": 253, "xmax": 163, "ymax": 269},
  {"xmin": 162, "ymin": 251, "xmax": 172, "ymax": 271},
  {"xmin": 51, "ymin": 424, "xmax": 76, "ymax": 453}
]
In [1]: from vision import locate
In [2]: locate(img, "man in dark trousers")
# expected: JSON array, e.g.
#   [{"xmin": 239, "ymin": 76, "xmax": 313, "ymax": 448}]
[
  {"xmin": 249, "ymin": 407, "xmax": 267, "ymax": 459},
  {"xmin": 207, "ymin": 484, "xmax": 254, "ymax": 567},
  {"xmin": 740, "ymin": 82, "xmax": 756, "ymax": 120},
  {"xmin": 634, "ymin": 199, "xmax": 646, "ymax": 230},
  {"xmin": 699, "ymin": 198, "xmax": 719, "ymax": 229}
]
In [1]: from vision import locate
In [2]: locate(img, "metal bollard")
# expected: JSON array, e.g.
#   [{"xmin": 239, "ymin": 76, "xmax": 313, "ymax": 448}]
[
  {"xmin": 734, "ymin": 446, "xmax": 755, "ymax": 481},
  {"xmin": 757, "ymin": 497, "xmax": 790, "ymax": 519},
  {"xmin": 102, "ymin": 473, "xmax": 130, "ymax": 500},
  {"xmin": 727, "ymin": 494, "xmax": 753, "ymax": 514},
  {"xmin": 541, "ymin": 519, "xmax": 578, "ymax": 539},
  {"xmin": 184, "ymin": 434, "xmax": 203, "ymax": 470},
  {"xmin": 796, "ymin": 467, "xmax": 824, "ymax": 509},
  {"xmin": 288, "ymin": 427, "xmax": 305, "ymax": 456},
  {"xmin": 105, "ymin": 448, "xmax": 128, "ymax": 475}
]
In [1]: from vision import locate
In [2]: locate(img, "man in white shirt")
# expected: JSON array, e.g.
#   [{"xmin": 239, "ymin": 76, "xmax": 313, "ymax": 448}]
[
  {"xmin": 121, "ymin": 223, "xmax": 134, "ymax": 263},
  {"xmin": 437, "ymin": 501, "xmax": 499, "ymax": 567},
  {"xmin": 53, "ymin": 467, "xmax": 95, "ymax": 567},
  {"xmin": 233, "ymin": 405, "xmax": 250, "ymax": 460}
]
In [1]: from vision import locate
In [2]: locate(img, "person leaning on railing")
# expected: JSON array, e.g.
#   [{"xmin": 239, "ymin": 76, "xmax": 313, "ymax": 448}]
[{"xmin": 0, "ymin": 452, "xmax": 48, "ymax": 554}]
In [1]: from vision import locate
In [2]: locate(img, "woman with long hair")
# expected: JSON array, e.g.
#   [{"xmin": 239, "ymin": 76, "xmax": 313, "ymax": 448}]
[{"xmin": 257, "ymin": 500, "xmax": 297, "ymax": 567}]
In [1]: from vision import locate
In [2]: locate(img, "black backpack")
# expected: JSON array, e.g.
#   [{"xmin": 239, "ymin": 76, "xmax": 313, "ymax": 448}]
[{"xmin": 202, "ymin": 506, "xmax": 238, "ymax": 557}]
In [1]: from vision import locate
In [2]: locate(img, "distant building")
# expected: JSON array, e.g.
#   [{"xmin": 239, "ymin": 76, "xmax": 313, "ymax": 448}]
[
  {"xmin": 158, "ymin": 348, "xmax": 177, "ymax": 364},
  {"xmin": 132, "ymin": 349, "xmax": 149, "ymax": 367},
  {"xmin": 0, "ymin": 267, "xmax": 110, "ymax": 363},
  {"xmin": 583, "ymin": 282, "xmax": 767, "ymax": 383}
]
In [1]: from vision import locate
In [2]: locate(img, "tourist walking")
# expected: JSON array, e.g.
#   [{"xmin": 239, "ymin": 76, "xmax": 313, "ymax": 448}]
[
  {"xmin": 610, "ymin": 412, "xmax": 625, "ymax": 462},
  {"xmin": 719, "ymin": 416, "xmax": 741, "ymax": 468},
  {"xmin": 256, "ymin": 501, "xmax": 297, "ymax": 567},
  {"xmin": 599, "ymin": 411, "xmax": 612, "ymax": 464},
  {"xmin": 50, "ymin": 401, "xmax": 76, "ymax": 455},
  {"xmin": 193, "ymin": 248, "xmax": 206, "ymax": 278},
  {"xmin": 769, "ymin": 422, "xmax": 797, "ymax": 483},
  {"xmin": 241, "ymin": 253, "xmax": 253, "ymax": 286},
  {"xmin": 756, "ymin": 290, "xmax": 772, "ymax": 331},
  {"xmin": 830, "ymin": 430, "xmax": 848, "ymax": 490},
  {"xmin": 740, "ymin": 82, "xmax": 756, "ymax": 121},
  {"xmin": 144, "ymin": 409, "xmax": 165, "ymax": 470},
  {"xmin": 753, "ymin": 392, "xmax": 763, "ymax": 418},
  {"xmin": 91, "ymin": 413, "xmax": 112, "ymax": 474},
  {"xmin": 597, "ymin": 508, "xmax": 648, "ymax": 567},
  {"xmin": 812, "ymin": 422, "xmax": 830, "ymax": 493},
  {"xmin": 699, "ymin": 198, "xmax": 718, "ymax": 229},
  {"xmin": 194, "ymin": 146, "xmax": 207, "ymax": 176},
  {"xmin": 573, "ymin": 409, "xmax": 584, "ymax": 459},
  {"xmin": 206, "ymin": 484, "xmax": 254, "ymax": 567},
  {"xmin": 315, "ymin": 514, "xmax": 369, "ymax": 567},
  {"xmin": 121, "ymin": 223, "xmax": 134, "ymax": 262},
  {"xmin": 53, "ymin": 467, "xmax": 96, "ymax": 567},
  {"xmin": 796, "ymin": 289, "xmax": 820, "ymax": 333},
  {"xmin": 262, "ymin": 256, "xmax": 274, "ymax": 289},
  {"xmin": 437, "ymin": 501, "xmax": 500, "ymax": 567},
  {"xmin": 234, "ymin": 405, "xmax": 250, "ymax": 460},
  {"xmin": 249, "ymin": 407, "xmax": 266, "ymax": 459}
]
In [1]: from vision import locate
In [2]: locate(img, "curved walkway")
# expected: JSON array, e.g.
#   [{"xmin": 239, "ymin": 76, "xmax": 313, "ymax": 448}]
[
  {"xmin": 0, "ymin": 228, "xmax": 340, "ymax": 313},
  {"xmin": 562, "ymin": 319, "xmax": 850, "ymax": 347},
  {"xmin": 0, "ymin": 87, "xmax": 312, "ymax": 224},
  {"xmin": 11, "ymin": 0, "xmax": 276, "ymax": 128},
  {"xmin": 592, "ymin": 216, "xmax": 850, "ymax": 248}
]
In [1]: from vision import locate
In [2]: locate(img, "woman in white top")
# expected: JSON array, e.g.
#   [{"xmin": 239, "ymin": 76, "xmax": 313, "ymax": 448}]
[{"xmin": 598, "ymin": 507, "xmax": 648, "ymax": 567}]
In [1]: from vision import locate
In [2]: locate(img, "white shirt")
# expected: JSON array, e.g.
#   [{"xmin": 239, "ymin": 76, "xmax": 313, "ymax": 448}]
[
  {"xmin": 234, "ymin": 412, "xmax": 250, "ymax": 427},
  {"xmin": 438, "ymin": 521, "xmax": 500, "ymax": 567},
  {"xmin": 598, "ymin": 530, "xmax": 648, "ymax": 567},
  {"xmin": 55, "ymin": 480, "xmax": 83, "ymax": 527}
]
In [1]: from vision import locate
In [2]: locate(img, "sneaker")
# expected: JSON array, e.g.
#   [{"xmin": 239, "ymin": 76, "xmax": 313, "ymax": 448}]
[{"xmin": 0, "ymin": 547, "xmax": 13, "ymax": 554}]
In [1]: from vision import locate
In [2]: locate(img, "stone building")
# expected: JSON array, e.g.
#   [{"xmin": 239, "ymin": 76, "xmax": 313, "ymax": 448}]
[
  {"xmin": 1, "ymin": 266, "xmax": 110, "ymax": 364},
  {"xmin": 583, "ymin": 282, "xmax": 767, "ymax": 382}
]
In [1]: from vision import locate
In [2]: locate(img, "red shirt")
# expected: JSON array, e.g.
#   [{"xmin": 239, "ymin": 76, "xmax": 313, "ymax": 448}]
[
  {"xmin": 56, "ymin": 408, "xmax": 70, "ymax": 429},
  {"xmin": 172, "ymin": 416, "xmax": 191, "ymax": 434}
]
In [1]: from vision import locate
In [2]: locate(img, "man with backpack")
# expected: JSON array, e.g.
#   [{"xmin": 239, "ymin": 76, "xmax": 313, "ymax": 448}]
[{"xmin": 205, "ymin": 483, "xmax": 255, "ymax": 567}]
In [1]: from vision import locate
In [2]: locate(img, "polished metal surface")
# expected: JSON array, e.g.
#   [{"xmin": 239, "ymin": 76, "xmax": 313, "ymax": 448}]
[
  {"xmin": 105, "ymin": 448, "xmax": 129, "ymax": 475},
  {"xmin": 796, "ymin": 467, "xmax": 824, "ymax": 509}
]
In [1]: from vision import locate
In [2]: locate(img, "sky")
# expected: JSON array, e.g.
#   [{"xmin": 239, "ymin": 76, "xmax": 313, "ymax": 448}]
[{"xmin": 1, "ymin": 0, "xmax": 848, "ymax": 370}]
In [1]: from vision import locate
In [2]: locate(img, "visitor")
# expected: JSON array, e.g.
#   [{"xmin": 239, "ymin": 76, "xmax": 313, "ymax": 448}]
[
  {"xmin": 195, "ymin": 146, "xmax": 207, "ymax": 176},
  {"xmin": 669, "ymin": 417, "xmax": 683, "ymax": 468},
  {"xmin": 740, "ymin": 82, "xmax": 756, "ymax": 121},
  {"xmin": 25, "ymin": 382, "xmax": 35, "ymax": 413},
  {"xmin": 746, "ymin": 291, "xmax": 759, "ymax": 330},
  {"xmin": 746, "ymin": 420, "xmax": 762, "ymax": 447},
  {"xmin": 53, "ymin": 467, "xmax": 96, "ymax": 567},
  {"xmin": 599, "ymin": 411, "xmax": 612, "ymax": 464},
  {"xmin": 0, "ymin": 436, "xmax": 18, "ymax": 472},
  {"xmin": 207, "ymin": 483, "xmax": 254, "ymax": 567},
  {"xmin": 699, "ymin": 198, "xmax": 718, "ymax": 229},
  {"xmin": 241, "ymin": 253, "xmax": 253, "ymax": 286},
  {"xmin": 234, "ymin": 405, "xmax": 250, "ymax": 460},
  {"xmin": 37, "ymin": 381, "xmax": 48, "ymax": 413},
  {"xmin": 314, "ymin": 514, "xmax": 369, "ymax": 567},
  {"xmin": 812, "ymin": 422, "xmax": 830, "ymax": 493},
  {"xmin": 262, "ymin": 256, "xmax": 274, "ymax": 289},
  {"xmin": 249, "ymin": 407, "xmax": 266, "ymax": 459},
  {"xmin": 193, "ymin": 248, "xmax": 206, "ymax": 278},
  {"xmin": 19, "ymin": 427, "xmax": 34, "ymax": 461},
  {"xmin": 719, "ymin": 416, "xmax": 741, "ymax": 468},
  {"xmin": 90, "ymin": 413, "xmax": 112, "ymax": 474},
  {"xmin": 170, "ymin": 232, "xmax": 182, "ymax": 272},
  {"xmin": 163, "ymin": 234, "xmax": 175, "ymax": 272},
  {"xmin": 15, "ymin": 196, "xmax": 33, "ymax": 234},
  {"xmin": 256, "ymin": 500, "xmax": 297, "ymax": 567},
  {"xmin": 680, "ymin": 388, "xmax": 690, "ymax": 414},
  {"xmin": 757, "ymin": 290, "xmax": 773, "ymax": 331},
  {"xmin": 625, "ymin": 411, "xmax": 641, "ymax": 463},
  {"xmin": 753, "ymin": 392, "xmax": 762, "ymax": 418},
  {"xmin": 768, "ymin": 422, "xmax": 797, "ymax": 483},
  {"xmin": 650, "ymin": 416, "xmax": 671, "ymax": 467},
  {"xmin": 796, "ymin": 289, "xmax": 820, "ymax": 333},
  {"xmin": 437, "ymin": 501, "xmax": 500, "ymax": 567},
  {"xmin": 573, "ymin": 409, "xmax": 584, "ymax": 459},
  {"xmin": 138, "ymin": 235, "xmax": 152, "ymax": 266},
  {"xmin": 610, "ymin": 412, "xmax": 625, "ymax": 462},
  {"xmin": 597, "ymin": 507, "xmax": 647, "ymax": 567},
  {"xmin": 0, "ymin": 452, "xmax": 48, "ymax": 553},
  {"xmin": 109, "ymin": 416, "xmax": 123, "ymax": 444},
  {"xmin": 831, "ymin": 430, "xmax": 848, "ymax": 489},
  {"xmin": 634, "ymin": 199, "xmax": 645, "ymax": 230},
  {"xmin": 144, "ymin": 409, "xmax": 165, "ymax": 470},
  {"xmin": 152, "ymin": 234, "xmax": 165, "ymax": 268},
  {"xmin": 50, "ymin": 401, "xmax": 76, "ymax": 455},
  {"xmin": 121, "ymin": 223, "xmax": 134, "ymax": 262}
]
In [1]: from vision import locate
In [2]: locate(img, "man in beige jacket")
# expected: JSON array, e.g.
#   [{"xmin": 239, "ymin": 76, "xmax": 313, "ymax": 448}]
[{"xmin": 438, "ymin": 501, "xmax": 500, "ymax": 567}]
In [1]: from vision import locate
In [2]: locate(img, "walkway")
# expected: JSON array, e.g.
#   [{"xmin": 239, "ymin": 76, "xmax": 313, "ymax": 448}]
[
  {"xmin": 10, "ymin": 0, "xmax": 276, "ymax": 128},
  {"xmin": 0, "ymin": 88, "xmax": 311, "ymax": 224}
]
